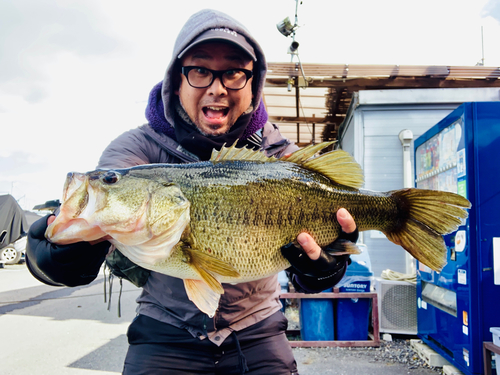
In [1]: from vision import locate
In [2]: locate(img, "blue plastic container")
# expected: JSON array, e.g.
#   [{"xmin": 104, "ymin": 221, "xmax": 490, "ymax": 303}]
[
  {"xmin": 300, "ymin": 288, "xmax": 334, "ymax": 341},
  {"xmin": 335, "ymin": 245, "xmax": 373, "ymax": 340}
]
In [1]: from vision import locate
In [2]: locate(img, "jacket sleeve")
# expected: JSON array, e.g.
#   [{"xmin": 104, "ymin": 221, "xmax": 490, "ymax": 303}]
[
  {"xmin": 261, "ymin": 122, "xmax": 299, "ymax": 157},
  {"xmin": 26, "ymin": 215, "xmax": 110, "ymax": 287},
  {"xmin": 97, "ymin": 125, "xmax": 180, "ymax": 168}
]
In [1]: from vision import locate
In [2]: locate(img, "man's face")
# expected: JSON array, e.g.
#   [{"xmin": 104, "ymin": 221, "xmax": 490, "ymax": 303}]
[{"xmin": 175, "ymin": 42, "xmax": 254, "ymax": 136}]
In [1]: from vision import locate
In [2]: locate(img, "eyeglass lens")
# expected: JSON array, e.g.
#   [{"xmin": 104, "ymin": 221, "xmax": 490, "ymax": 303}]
[{"xmin": 187, "ymin": 68, "xmax": 249, "ymax": 89}]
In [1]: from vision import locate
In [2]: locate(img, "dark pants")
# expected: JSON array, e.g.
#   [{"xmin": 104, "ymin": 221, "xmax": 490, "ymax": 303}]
[{"xmin": 123, "ymin": 313, "xmax": 298, "ymax": 375}]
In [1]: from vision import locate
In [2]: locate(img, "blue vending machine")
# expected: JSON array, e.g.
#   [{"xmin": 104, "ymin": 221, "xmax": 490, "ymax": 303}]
[{"xmin": 414, "ymin": 102, "xmax": 500, "ymax": 375}]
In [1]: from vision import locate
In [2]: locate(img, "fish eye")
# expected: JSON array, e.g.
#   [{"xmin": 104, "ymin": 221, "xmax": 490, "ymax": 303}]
[{"xmin": 102, "ymin": 171, "xmax": 120, "ymax": 184}]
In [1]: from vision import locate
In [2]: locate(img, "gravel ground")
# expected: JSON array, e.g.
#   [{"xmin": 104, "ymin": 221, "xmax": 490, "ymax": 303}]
[
  {"xmin": 292, "ymin": 339, "xmax": 442, "ymax": 375},
  {"xmin": 369, "ymin": 340, "xmax": 441, "ymax": 370},
  {"xmin": 285, "ymin": 306, "xmax": 442, "ymax": 374}
]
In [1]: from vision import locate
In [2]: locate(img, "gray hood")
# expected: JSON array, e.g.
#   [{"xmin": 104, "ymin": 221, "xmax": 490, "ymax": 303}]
[{"xmin": 161, "ymin": 9, "xmax": 267, "ymax": 126}]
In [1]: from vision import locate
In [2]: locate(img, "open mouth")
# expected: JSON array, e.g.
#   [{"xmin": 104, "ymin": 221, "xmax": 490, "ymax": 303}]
[{"xmin": 202, "ymin": 106, "xmax": 229, "ymax": 120}]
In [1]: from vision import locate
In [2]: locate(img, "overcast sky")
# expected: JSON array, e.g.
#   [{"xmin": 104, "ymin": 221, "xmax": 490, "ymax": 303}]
[{"xmin": 1, "ymin": 0, "xmax": 499, "ymax": 210}]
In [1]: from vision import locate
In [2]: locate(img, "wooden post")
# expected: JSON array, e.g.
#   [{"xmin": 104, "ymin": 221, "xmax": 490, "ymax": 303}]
[
  {"xmin": 483, "ymin": 342, "xmax": 500, "ymax": 375},
  {"xmin": 312, "ymin": 114, "xmax": 316, "ymax": 144},
  {"xmin": 295, "ymin": 83, "xmax": 300, "ymax": 144}
]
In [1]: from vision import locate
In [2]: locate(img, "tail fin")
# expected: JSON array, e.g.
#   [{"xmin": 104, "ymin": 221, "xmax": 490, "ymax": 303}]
[{"xmin": 384, "ymin": 189, "xmax": 471, "ymax": 272}]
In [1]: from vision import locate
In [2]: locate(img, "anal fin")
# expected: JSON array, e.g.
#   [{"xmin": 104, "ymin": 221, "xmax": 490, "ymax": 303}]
[
  {"xmin": 182, "ymin": 246, "xmax": 241, "ymax": 316},
  {"xmin": 184, "ymin": 279, "xmax": 221, "ymax": 318}
]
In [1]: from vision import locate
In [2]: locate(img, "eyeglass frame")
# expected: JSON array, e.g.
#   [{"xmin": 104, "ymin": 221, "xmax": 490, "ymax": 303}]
[{"xmin": 181, "ymin": 66, "xmax": 253, "ymax": 90}]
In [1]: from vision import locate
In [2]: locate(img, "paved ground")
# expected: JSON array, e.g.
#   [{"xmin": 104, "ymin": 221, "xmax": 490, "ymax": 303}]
[
  {"xmin": 0, "ymin": 263, "xmax": 440, "ymax": 375},
  {"xmin": 0, "ymin": 263, "xmax": 136, "ymax": 375}
]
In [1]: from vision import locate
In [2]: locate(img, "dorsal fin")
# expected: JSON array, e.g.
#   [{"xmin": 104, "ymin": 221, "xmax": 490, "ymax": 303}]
[
  {"xmin": 299, "ymin": 147, "xmax": 364, "ymax": 189},
  {"xmin": 281, "ymin": 142, "xmax": 336, "ymax": 164},
  {"xmin": 210, "ymin": 141, "xmax": 273, "ymax": 163},
  {"xmin": 210, "ymin": 141, "xmax": 364, "ymax": 189}
]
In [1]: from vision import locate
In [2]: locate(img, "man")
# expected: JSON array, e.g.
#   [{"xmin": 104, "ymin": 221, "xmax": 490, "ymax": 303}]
[{"xmin": 27, "ymin": 9, "xmax": 357, "ymax": 375}]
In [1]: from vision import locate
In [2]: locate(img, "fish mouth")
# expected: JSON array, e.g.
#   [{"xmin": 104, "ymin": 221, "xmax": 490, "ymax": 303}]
[
  {"xmin": 46, "ymin": 172, "xmax": 106, "ymax": 244},
  {"xmin": 46, "ymin": 217, "xmax": 107, "ymax": 245}
]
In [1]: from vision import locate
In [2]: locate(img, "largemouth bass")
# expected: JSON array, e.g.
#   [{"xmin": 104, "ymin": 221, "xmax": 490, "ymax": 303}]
[{"xmin": 46, "ymin": 142, "xmax": 470, "ymax": 316}]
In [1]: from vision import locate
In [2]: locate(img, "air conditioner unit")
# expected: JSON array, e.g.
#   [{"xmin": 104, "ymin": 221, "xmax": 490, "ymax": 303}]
[{"xmin": 375, "ymin": 278, "xmax": 417, "ymax": 335}]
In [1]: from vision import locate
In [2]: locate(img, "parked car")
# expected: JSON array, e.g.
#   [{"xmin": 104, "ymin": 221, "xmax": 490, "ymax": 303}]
[
  {"xmin": 0, "ymin": 234, "xmax": 26, "ymax": 264},
  {"xmin": 0, "ymin": 194, "xmax": 29, "ymax": 266}
]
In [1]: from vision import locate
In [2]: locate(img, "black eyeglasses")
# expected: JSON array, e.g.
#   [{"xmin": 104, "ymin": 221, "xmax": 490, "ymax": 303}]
[{"xmin": 181, "ymin": 66, "xmax": 253, "ymax": 90}]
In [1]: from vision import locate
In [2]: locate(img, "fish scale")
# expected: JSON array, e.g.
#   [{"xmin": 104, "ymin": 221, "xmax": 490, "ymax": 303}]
[{"xmin": 181, "ymin": 166, "xmax": 338, "ymax": 278}]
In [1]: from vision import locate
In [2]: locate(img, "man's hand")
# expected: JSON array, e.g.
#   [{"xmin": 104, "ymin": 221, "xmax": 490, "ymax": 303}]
[
  {"xmin": 297, "ymin": 208, "xmax": 356, "ymax": 260},
  {"xmin": 26, "ymin": 214, "xmax": 111, "ymax": 287},
  {"xmin": 47, "ymin": 215, "xmax": 56, "ymax": 225},
  {"xmin": 280, "ymin": 207, "xmax": 358, "ymax": 293}
]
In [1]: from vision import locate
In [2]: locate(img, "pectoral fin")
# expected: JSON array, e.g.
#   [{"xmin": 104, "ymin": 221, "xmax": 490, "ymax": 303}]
[
  {"xmin": 187, "ymin": 248, "xmax": 240, "ymax": 279},
  {"xmin": 184, "ymin": 279, "xmax": 221, "ymax": 318},
  {"xmin": 184, "ymin": 247, "xmax": 240, "ymax": 293},
  {"xmin": 324, "ymin": 239, "xmax": 362, "ymax": 256},
  {"xmin": 181, "ymin": 230, "xmax": 240, "ymax": 281}
]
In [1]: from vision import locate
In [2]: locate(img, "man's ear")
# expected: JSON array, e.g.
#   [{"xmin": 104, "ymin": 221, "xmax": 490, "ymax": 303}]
[{"xmin": 174, "ymin": 76, "xmax": 181, "ymax": 95}]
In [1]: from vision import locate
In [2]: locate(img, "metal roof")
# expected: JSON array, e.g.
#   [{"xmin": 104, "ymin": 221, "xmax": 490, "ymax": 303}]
[{"xmin": 264, "ymin": 62, "xmax": 500, "ymax": 146}]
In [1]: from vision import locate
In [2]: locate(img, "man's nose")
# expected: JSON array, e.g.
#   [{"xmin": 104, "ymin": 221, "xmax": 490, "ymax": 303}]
[{"xmin": 207, "ymin": 76, "xmax": 227, "ymax": 95}]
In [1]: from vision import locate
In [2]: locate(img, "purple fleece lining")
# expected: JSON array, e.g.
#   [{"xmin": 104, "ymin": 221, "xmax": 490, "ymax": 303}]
[
  {"xmin": 145, "ymin": 82, "xmax": 177, "ymax": 139},
  {"xmin": 145, "ymin": 81, "xmax": 267, "ymax": 140},
  {"xmin": 242, "ymin": 99, "xmax": 268, "ymax": 139}
]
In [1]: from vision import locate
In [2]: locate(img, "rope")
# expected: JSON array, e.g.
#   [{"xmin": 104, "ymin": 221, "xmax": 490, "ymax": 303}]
[
  {"xmin": 380, "ymin": 269, "xmax": 416, "ymax": 284},
  {"xmin": 231, "ymin": 331, "xmax": 249, "ymax": 374},
  {"xmin": 103, "ymin": 265, "xmax": 107, "ymax": 303},
  {"xmin": 107, "ymin": 273, "xmax": 114, "ymax": 311},
  {"xmin": 103, "ymin": 264, "xmax": 123, "ymax": 318},
  {"xmin": 118, "ymin": 278, "xmax": 123, "ymax": 318}
]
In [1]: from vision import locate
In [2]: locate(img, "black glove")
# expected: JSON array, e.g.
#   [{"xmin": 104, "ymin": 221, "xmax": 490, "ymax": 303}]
[
  {"xmin": 26, "ymin": 214, "xmax": 110, "ymax": 287},
  {"xmin": 281, "ymin": 228, "xmax": 358, "ymax": 293}
]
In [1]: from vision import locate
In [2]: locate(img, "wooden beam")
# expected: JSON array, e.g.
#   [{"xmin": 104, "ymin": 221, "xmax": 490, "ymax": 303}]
[
  {"xmin": 266, "ymin": 104, "xmax": 326, "ymax": 110},
  {"xmin": 269, "ymin": 116, "xmax": 328, "ymax": 123},
  {"xmin": 267, "ymin": 62, "xmax": 500, "ymax": 79},
  {"xmin": 483, "ymin": 342, "xmax": 500, "ymax": 375},
  {"xmin": 266, "ymin": 76, "xmax": 500, "ymax": 89},
  {"xmin": 264, "ymin": 92, "xmax": 327, "ymax": 98}
]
